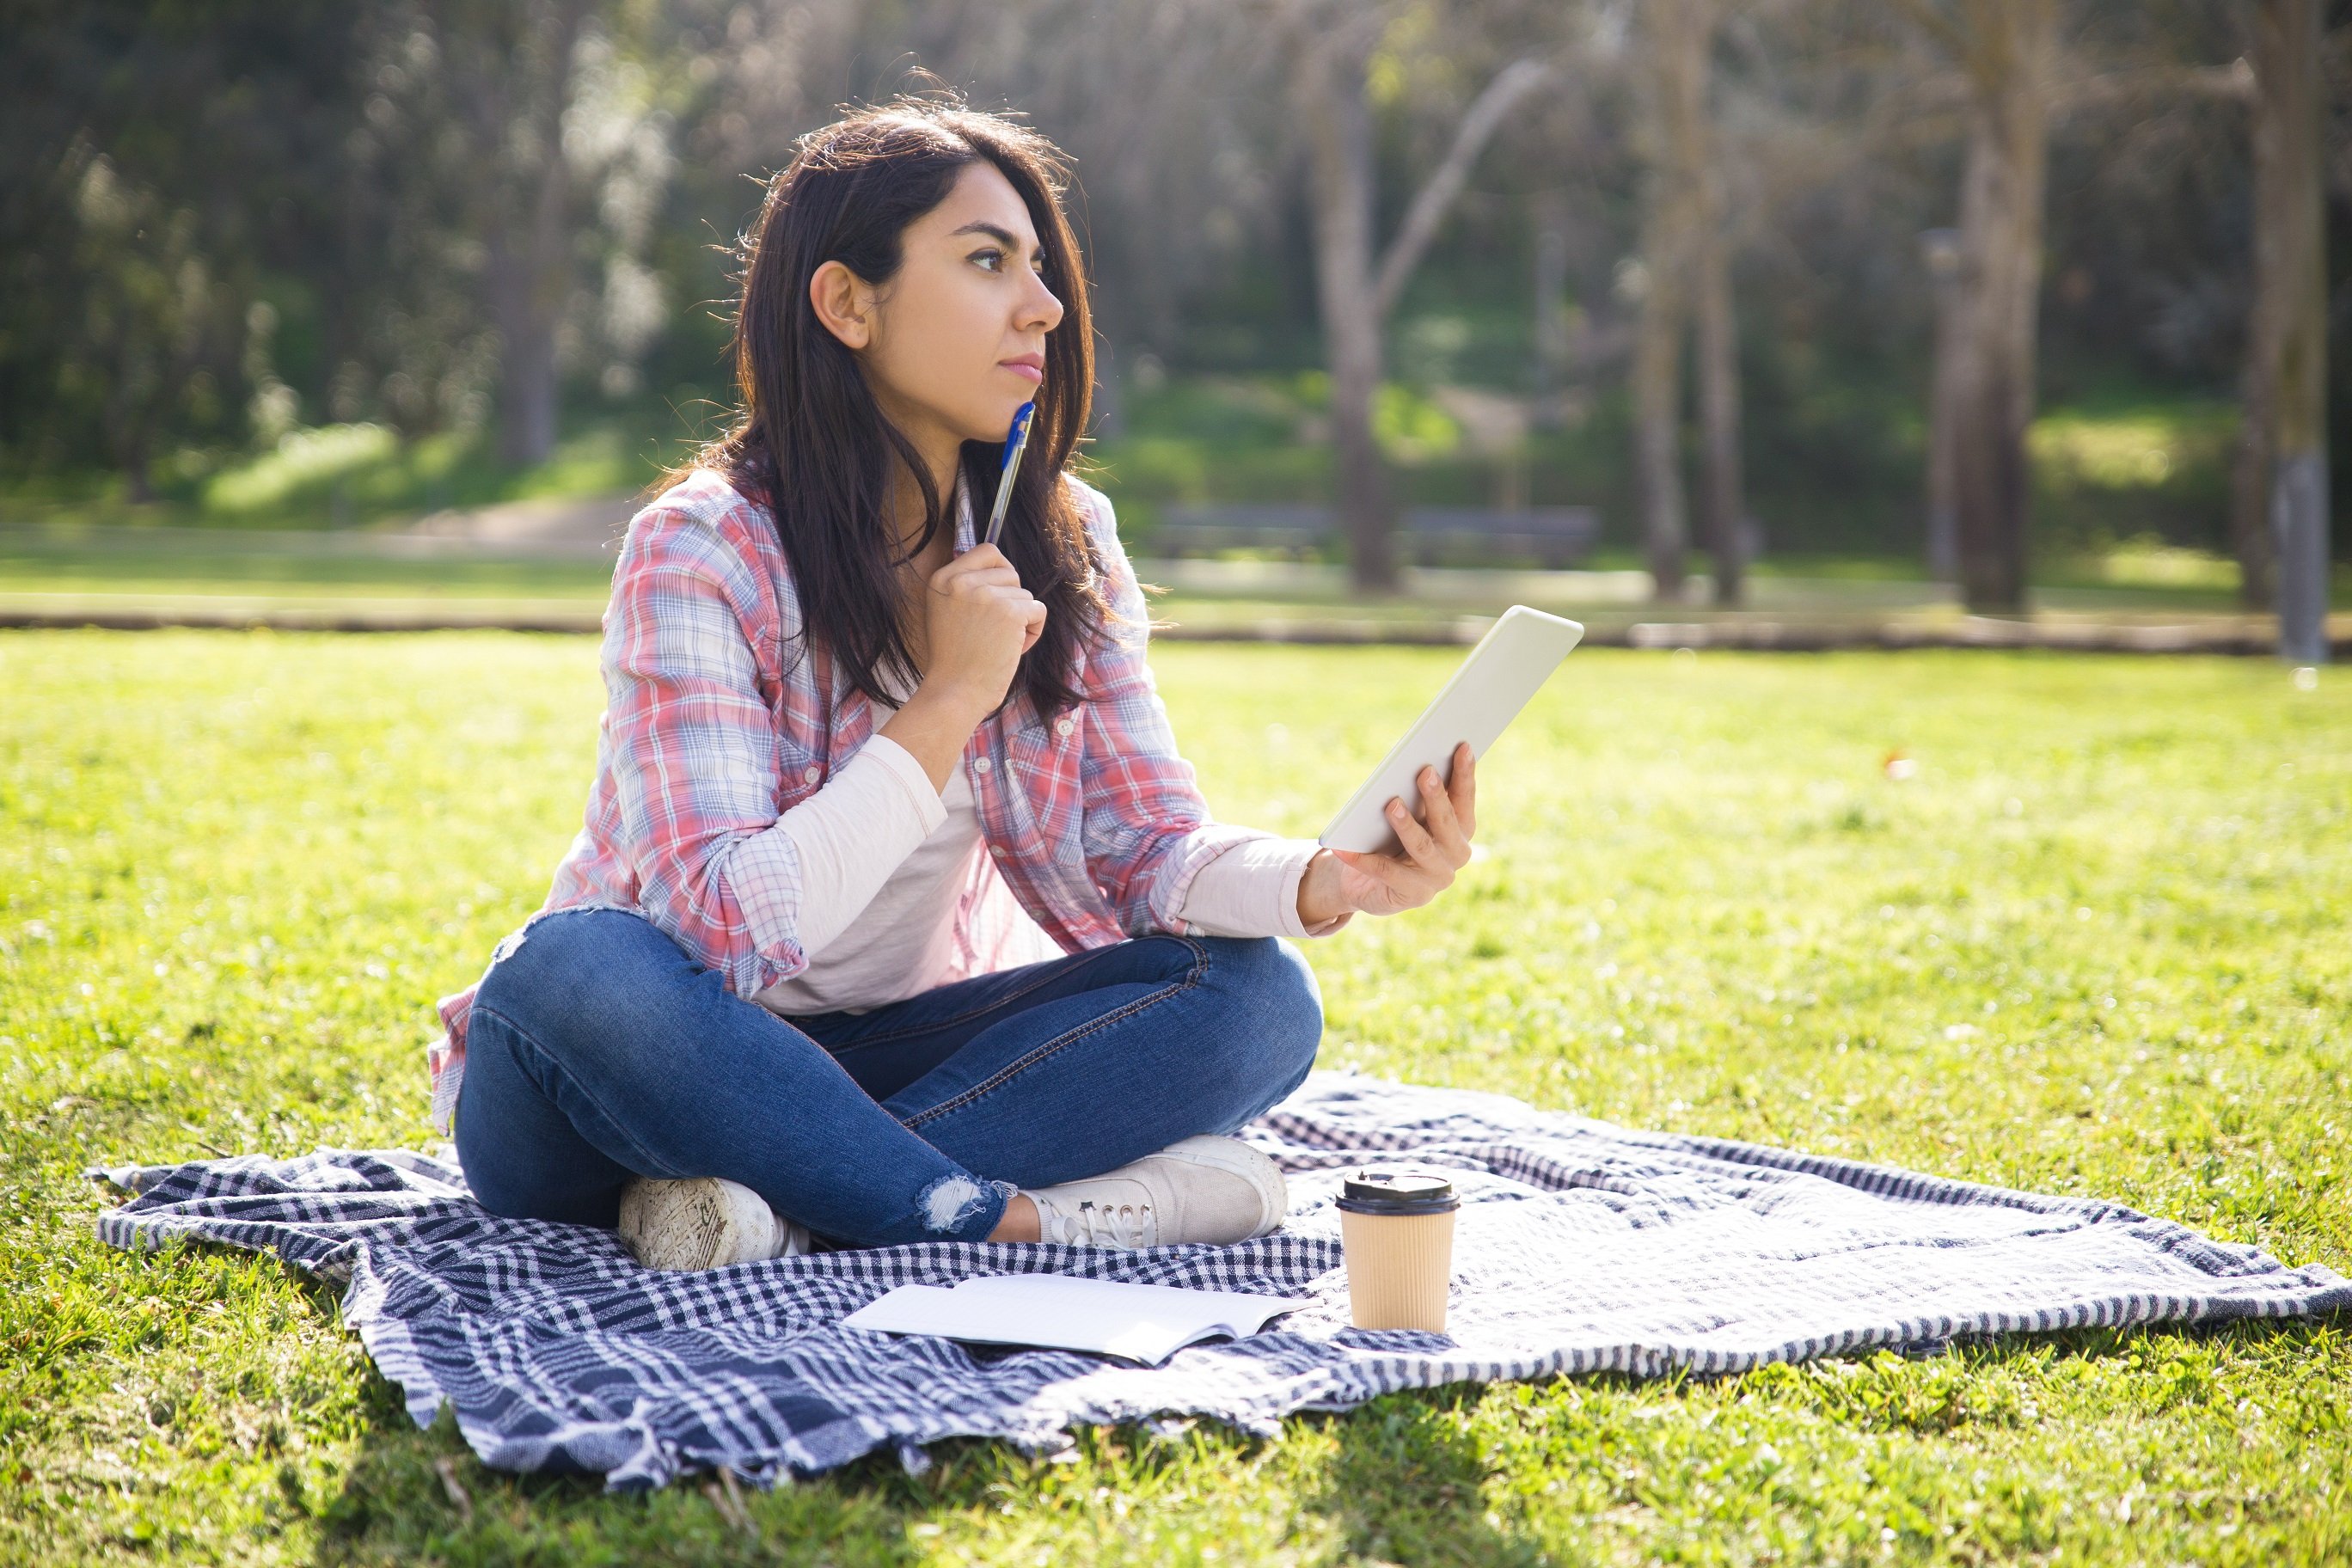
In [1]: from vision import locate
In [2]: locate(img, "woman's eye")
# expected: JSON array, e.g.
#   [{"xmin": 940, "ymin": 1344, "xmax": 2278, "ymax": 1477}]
[{"xmin": 972, "ymin": 248, "xmax": 1049, "ymax": 281}]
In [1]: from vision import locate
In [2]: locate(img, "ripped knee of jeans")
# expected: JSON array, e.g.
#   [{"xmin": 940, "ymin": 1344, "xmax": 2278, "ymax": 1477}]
[{"xmin": 916, "ymin": 1172, "xmax": 1004, "ymax": 1237}]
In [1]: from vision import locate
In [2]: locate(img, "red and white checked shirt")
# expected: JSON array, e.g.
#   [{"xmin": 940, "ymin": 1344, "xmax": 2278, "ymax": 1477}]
[{"xmin": 426, "ymin": 467, "xmax": 1296, "ymax": 1131}]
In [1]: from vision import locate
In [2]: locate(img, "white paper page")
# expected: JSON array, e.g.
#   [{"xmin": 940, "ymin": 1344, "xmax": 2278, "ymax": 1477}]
[{"xmin": 842, "ymin": 1274, "xmax": 1314, "ymax": 1364}]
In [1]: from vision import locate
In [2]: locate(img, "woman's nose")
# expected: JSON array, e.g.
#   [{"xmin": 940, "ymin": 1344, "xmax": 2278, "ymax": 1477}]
[{"xmin": 1022, "ymin": 271, "xmax": 1063, "ymax": 334}]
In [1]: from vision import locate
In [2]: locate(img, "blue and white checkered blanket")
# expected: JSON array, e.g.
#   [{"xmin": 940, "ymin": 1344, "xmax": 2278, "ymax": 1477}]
[{"xmin": 92, "ymin": 1074, "xmax": 2349, "ymax": 1491}]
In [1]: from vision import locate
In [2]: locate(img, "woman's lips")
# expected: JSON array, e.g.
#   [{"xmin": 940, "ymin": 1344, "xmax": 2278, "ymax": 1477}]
[{"xmin": 1000, "ymin": 361, "xmax": 1044, "ymax": 385}]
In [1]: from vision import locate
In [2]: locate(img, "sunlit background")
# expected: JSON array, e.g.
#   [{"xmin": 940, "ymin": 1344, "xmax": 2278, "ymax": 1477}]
[{"xmin": 1, "ymin": 0, "xmax": 2343, "ymax": 643}]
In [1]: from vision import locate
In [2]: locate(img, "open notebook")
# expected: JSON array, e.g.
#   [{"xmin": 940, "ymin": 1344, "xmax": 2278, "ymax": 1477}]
[{"xmin": 842, "ymin": 1274, "xmax": 1314, "ymax": 1366}]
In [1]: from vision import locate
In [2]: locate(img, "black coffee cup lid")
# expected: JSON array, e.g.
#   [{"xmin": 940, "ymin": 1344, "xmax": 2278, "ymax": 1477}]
[{"xmin": 1337, "ymin": 1167, "xmax": 1459, "ymax": 1215}]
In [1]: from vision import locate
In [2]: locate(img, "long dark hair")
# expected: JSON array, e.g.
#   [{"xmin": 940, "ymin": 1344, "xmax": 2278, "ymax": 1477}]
[{"xmin": 697, "ymin": 95, "xmax": 1105, "ymax": 719}]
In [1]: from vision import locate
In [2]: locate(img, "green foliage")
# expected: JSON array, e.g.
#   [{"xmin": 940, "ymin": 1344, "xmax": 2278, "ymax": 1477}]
[
  {"xmin": 2027, "ymin": 398, "xmax": 2239, "ymax": 556},
  {"xmin": 1087, "ymin": 372, "xmax": 2244, "ymax": 561},
  {"xmin": 200, "ymin": 426, "xmax": 407, "ymax": 516},
  {"xmin": 2, "ymin": 634, "xmax": 2349, "ymax": 1564},
  {"xmin": 0, "ymin": 421, "xmax": 692, "ymax": 533}
]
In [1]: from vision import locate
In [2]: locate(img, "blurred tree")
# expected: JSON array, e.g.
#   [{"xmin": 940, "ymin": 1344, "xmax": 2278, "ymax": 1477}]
[
  {"xmin": 3, "ymin": 0, "xmax": 2336, "ymax": 582},
  {"xmin": 2234, "ymin": 0, "xmax": 2331, "ymax": 659},
  {"xmin": 923, "ymin": 0, "xmax": 1289, "ymax": 438},
  {"xmin": 429, "ymin": 0, "xmax": 589, "ymax": 466},
  {"xmin": 1919, "ymin": 226, "xmax": 1965, "ymax": 581},
  {"xmin": 1283, "ymin": 3, "xmax": 1553, "ymax": 591},
  {"xmin": 56, "ymin": 150, "xmax": 237, "ymax": 501},
  {"xmin": 0, "ymin": 1, "xmax": 361, "ymax": 484},
  {"xmin": 350, "ymin": 0, "xmax": 704, "ymax": 460},
  {"xmin": 1628, "ymin": 0, "xmax": 1743, "ymax": 605},
  {"xmin": 1896, "ymin": 0, "xmax": 2059, "ymax": 616}
]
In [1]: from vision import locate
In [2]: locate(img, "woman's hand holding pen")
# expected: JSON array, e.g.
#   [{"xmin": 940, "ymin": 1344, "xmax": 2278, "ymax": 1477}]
[
  {"xmin": 1295, "ymin": 742, "xmax": 1477, "ymax": 926},
  {"xmin": 881, "ymin": 543, "xmax": 1044, "ymax": 791},
  {"xmin": 923, "ymin": 542, "xmax": 1046, "ymax": 701}
]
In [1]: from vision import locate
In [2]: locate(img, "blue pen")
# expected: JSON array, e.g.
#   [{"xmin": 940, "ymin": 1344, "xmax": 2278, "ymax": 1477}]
[{"xmin": 982, "ymin": 400, "xmax": 1036, "ymax": 548}]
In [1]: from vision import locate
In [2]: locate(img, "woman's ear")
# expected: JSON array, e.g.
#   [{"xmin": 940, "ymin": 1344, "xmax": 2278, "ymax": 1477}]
[{"xmin": 808, "ymin": 259, "xmax": 876, "ymax": 350}]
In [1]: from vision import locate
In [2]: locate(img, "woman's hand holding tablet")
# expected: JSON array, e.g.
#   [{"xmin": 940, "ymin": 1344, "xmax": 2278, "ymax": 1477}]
[
  {"xmin": 1293, "ymin": 606, "xmax": 1582, "ymax": 929},
  {"xmin": 1295, "ymin": 743, "xmax": 1480, "ymax": 924}
]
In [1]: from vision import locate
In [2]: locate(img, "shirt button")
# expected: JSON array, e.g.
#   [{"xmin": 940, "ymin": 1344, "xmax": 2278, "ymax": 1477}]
[
  {"xmin": 1055, "ymin": 715, "xmax": 1075, "ymax": 737},
  {"xmin": 989, "ymin": 844, "xmax": 1008, "ymax": 858},
  {"xmin": 974, "ymin": 756, "xmax": 993, "ymax": 774},
  {"xmin": 801, "ymin": 764, "xmax": 820, "ymax": 784}
]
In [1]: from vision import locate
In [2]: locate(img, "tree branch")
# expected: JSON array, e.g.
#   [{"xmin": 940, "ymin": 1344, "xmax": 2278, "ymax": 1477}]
[
  {"xmin": 1373, "ymin": 57, "xmax": 1555, "ymax": 318},
  {"xmin": 2055, "ymin": 58, "xmax": 2256, "ymax": 113}
]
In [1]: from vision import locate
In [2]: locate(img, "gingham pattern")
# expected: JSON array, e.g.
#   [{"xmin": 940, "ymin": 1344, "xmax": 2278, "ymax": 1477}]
[
  {"xmin": 93, "ymin": 1074, "xmax": 2349, "ymax": 1491},
  {"xmin": 426, "ymin": 468, "xmax": 1265, "ymax": 1131}
]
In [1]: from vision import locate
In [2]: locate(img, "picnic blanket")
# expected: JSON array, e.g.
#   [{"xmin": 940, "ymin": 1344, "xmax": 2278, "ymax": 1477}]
[{"xmin": 92, "ymin": 1073, "xmax": 2350, "ymax": 1491}]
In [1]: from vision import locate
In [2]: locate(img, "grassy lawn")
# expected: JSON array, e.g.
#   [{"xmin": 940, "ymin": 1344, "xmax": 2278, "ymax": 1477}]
[{"xmin": 2, "ymin": 630, "xmax": 2348, "ymax": 1565}]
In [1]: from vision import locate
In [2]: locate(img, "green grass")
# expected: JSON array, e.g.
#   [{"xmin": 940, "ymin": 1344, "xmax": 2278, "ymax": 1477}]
[{"xmin": 3, "ymin": 632, "xmax": 2349, "ymax": 1565}]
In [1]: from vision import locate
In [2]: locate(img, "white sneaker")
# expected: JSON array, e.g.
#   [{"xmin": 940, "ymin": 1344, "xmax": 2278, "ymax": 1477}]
[
  {"xmin": 617, "ymin": 1176, "xmax": 811, "ymax": 1271},
  {"xmin": 1025, "ymin": 1136, "xmax": 1288, "ymax": 1249}
]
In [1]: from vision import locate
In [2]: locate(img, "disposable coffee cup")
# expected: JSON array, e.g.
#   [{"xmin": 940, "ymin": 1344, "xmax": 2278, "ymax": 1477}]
[{"xmin": 1336, "ymin": 1167, "xmax": 1460, "ymax": 1332}]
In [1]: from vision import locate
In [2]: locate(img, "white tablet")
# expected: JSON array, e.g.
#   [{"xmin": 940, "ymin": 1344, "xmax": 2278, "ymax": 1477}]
[{"xmin": 1318, "ymin": 605, "xmax": 1583, "ymax": 855}]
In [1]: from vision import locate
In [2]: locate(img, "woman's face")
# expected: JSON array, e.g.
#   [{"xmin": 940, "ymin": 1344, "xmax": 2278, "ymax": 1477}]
[{"xmin": 814, "ymin": 160, "xmax": 1065, "ymax": 456}]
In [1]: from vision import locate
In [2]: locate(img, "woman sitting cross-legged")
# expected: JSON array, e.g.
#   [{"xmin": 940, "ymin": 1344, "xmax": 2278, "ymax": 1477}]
[{"xmin": 428, "ymin": 96, "xmax": 1481, "ymax": 1269}]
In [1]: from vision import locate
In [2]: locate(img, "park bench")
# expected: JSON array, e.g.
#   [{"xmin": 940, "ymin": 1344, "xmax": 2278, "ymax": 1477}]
[{"xmin": 1148, "ymin": 502, "xmax": 1600, "ymax": 567}]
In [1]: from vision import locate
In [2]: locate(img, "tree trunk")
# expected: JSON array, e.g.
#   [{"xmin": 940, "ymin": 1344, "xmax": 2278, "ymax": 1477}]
[
  {"xmin": 1637, "ymin": 0, "xmax": 1749, "ymax": 602},
  {"xmin": 1920, "ymin": 229, "xmax": 1965, "ymax": 581},
  {"xmin": 1299, "ymin": 36, "xmax": 1399, "ymax": 592},
  {"xmin": 107, "ymin": 343, "xmax": 156, "ymax": 505},
  {"xmin": 1691, "ymin": 98, "xmax": 1743, "ymax": 606},
  {"xmin": 1293, "ymin": 30, "xmax": 1549, "ymax": 594},
  {"xmin": 1945, "ymin": 1, "xmax": 2055, "ymax": 617},
  {"xmin": 119, "ymin": 434, "xmax": 155, "ymax": 505},
  {"xmin": 449, "ymin": 0, "xmax": 585, "ymax": 469},
  {"xmin": 1632, "ymin": 0, "xmax": 1721, "ymax": 603},
  {"xmin": 2249, "ymin": 0, "xmax": 2331, "ymax": 660},
  {"xmin": 1630, "ymin": 232, "xmax": 1689, "ymax": 600},
  {"xmin": 505, "ymin": 5, "xmax": 580, "ymax": 469},
  {"xmin": 2231, "ymin": 342, "xmax": 2280, "ymax": 610},
  {"xmin": 489, "ymin": 242, "xmax": 561, "ymax": 467}
]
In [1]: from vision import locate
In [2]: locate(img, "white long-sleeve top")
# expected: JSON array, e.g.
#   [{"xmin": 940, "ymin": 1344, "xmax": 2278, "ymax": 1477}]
[{"xmin": 754, "ymin": 695, "xmax": 1345, "ymax": 1016}]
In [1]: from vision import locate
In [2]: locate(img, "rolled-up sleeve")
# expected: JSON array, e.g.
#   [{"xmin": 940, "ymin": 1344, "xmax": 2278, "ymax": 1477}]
[
  {"xmin": 1070, "ymin": 483, "xmax": 1276, "ymax": 935},
  {"xmin": 1173, "ymin": 835, "xmax": 1353, "ymax": 940},
  {"xmin": 600, "ymin": 513, "xmax": 812, "ymax": 996}
]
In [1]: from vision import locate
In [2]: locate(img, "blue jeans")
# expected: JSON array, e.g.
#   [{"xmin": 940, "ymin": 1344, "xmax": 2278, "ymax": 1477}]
[{"xmin": 453, "ymin": 907, "xmax": 1325, "ymax": 1247}]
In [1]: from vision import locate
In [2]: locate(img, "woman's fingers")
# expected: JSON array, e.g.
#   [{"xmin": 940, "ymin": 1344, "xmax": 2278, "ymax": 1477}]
[
  {"xmin": 949, "ymin": 542, "xmax": 1013, "ymax": 575},
  {"xmin": 1450, "ymin": 742, "xmax": 1477, "ymax": 840},
  {"xmin": 1333, "ymin": 748, "xmax": 1481, "ymax": 918},
  {"xmin": 934, "ymin": 544, "xmax": 1023, "ymax": 593},
  {"xmin": 1416, "ymin": 764, "xmax": 1471, "ymax": 865},
  {"xmin": 1384, "ymin": 795, "xmax": 1442, "ymax": 868},
  {"xmin": 1332, "ymin": 848, "xmax": 1415, "ymax": 906},
  {"xmin": 941, "ymin": 566, "xmax": 1023, "ymax": 597}
]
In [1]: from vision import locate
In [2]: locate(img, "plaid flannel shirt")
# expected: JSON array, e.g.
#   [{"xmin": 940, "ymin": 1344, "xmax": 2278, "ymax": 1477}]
[{"xmin": 425, "ymin": 467, "xmax": 1271, "ymax": 1132}]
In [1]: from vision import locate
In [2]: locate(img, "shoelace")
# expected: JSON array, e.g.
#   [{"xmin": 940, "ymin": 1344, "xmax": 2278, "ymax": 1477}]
[{"xmin": 1044, "ymin": 1197, "xmax": 1155, "ymax": 1248}]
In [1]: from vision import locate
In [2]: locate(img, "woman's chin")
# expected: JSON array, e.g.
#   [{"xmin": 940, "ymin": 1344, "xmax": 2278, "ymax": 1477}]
[{"xmin": 959, "ymin": 403, "xmax": 1033, "ymax": 444}]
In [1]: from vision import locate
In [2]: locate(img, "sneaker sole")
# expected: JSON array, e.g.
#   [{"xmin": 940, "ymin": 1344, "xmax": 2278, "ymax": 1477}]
[
  {"xmin": 1154, "ymin": 1135, "xmax": 1289, "ymax": 1240},
  {"xmin": 619, "ymin": 1177, "xmax": 767, "ymax": 1271}
]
